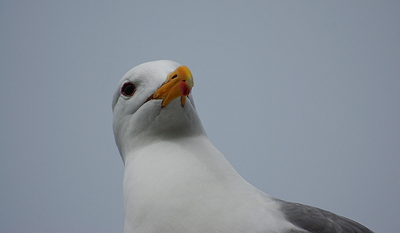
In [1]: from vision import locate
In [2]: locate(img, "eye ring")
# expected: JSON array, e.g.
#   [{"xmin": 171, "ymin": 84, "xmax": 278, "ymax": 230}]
[{"xmin": 121, "ymin": 82, "xmax": 136, "ymax": 97}]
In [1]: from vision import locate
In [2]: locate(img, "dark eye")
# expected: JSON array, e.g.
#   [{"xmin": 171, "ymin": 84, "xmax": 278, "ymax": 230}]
[{"xmin": 121, "ymin": 82, "xmax": 136, "ymax": 97}]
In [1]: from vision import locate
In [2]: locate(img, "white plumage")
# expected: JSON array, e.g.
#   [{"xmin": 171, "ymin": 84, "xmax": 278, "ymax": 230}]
[{"xmin": 112, "ymin": 60, "xmax": 373, "ymax": 233}]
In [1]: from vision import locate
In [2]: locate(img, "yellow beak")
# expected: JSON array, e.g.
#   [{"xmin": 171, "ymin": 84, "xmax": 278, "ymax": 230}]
[{"xmin": 151, "ymin": 65, "xmax": 194, "ymax": 107}]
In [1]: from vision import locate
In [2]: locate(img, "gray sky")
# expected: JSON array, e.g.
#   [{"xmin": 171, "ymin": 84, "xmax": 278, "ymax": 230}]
[{"xmin": 1, "ymin": 1, "xmax": 399, "ymax": 232}]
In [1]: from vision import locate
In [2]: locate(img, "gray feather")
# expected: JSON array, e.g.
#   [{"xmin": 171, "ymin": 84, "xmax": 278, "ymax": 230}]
[{"xmin": 275, "ymin": 199, "xmax": 374, "ymax": 233}]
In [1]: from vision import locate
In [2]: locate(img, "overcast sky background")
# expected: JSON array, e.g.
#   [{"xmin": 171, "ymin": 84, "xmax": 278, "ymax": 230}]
[{"xmin": 1, "ymin": 1, "xmax": 399, "ymax": 233}]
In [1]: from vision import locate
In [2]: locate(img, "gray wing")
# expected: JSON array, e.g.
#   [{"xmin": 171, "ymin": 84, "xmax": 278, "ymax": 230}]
[{"xmin": 275, "ymin": 199, "xmax": 374, "ymax": 233}]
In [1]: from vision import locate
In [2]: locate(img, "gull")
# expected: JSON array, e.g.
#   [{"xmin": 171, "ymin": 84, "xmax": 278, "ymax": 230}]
[{"xmin": 112, "ymin": 60, "xmax": 373, "ymax": 233}]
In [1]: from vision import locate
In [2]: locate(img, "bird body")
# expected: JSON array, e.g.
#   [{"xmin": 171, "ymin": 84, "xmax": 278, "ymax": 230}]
[
  {"xmin": 122, "ymin": 136, "xmax": 295, "ymax": 233},
  {"xmin": 112, "ymin": 60, "xmax": 373, "ymax": 233}
]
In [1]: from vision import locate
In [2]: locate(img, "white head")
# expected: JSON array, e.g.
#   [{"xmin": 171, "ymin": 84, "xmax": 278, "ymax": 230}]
[{"xmin": 112, "ymin": 60, "xmax": 205, "ymax": 162}]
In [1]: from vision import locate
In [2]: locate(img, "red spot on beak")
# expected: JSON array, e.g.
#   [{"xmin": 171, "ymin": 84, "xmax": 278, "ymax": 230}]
[{"xmin": 180, "ymin": 81, "xmax": 191, "ymax": 96}]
